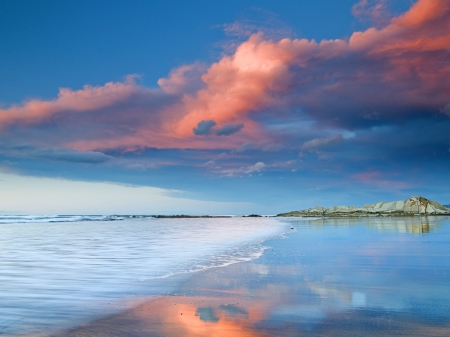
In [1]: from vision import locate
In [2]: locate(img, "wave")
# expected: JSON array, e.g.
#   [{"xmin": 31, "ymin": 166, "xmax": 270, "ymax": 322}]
[
  {"xmin": 0, "ymin": 215, "xmax": 130, "ymax": 223},
  {"xmin": 137, "ymin": 240, "xmax": 272, "ymax": 282}
]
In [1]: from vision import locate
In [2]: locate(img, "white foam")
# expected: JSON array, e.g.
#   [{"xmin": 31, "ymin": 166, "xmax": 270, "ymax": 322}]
[{"xmin": 0, "ymin": 214, "xmax": 125, "ymax": 223}]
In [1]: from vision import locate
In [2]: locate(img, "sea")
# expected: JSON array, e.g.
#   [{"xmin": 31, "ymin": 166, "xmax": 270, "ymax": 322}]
[
  {"xmin": 1, "ymin": 215, "xmax": 450, "ymax": 336},
  {"xmin": 0, "ymin": 216, "xmax": 288, "ymax": 336}
]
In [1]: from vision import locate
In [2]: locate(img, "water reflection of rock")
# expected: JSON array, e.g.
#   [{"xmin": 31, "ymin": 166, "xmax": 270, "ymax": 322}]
[{"xmin": 287, "ymin": 216, "xmax": 448, "ymax": 234}]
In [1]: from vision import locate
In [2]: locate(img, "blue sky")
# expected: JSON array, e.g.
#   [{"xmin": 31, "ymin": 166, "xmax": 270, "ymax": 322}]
[
  {"xmin": 0, "ymin": 0, "xmax": 449, "ymax": 214},
  {"xmin": 1, "ymin": 0, "xmax": 413, "ymax": 104}
]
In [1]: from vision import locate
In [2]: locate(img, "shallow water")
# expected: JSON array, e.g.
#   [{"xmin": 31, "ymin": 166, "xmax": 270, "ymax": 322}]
[
  {"xmin": 3, "ymin": 216, "xmax": 450, "ymax": 336},
  {"xmin": 147, "ymin": 216, "xmax": 450, "ymax": 336},
  {"xmin": 0, "ymin": 217, "xmax": 287, "ymax": 336},
  {"xmin": 262, "ymin": 216, "xmax": 450, "ymax": 328}
]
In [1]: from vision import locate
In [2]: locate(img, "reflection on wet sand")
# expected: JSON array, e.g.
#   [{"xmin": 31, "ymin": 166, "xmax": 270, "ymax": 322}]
[
  {"xmin": 54, "ymin": 266, "xmax": 450, "ymax": 336},
  {"xmin": 52, "ymin": 294, "xmax": 266, "ymax": 337},
  {"xmin": 53, "ymin": 217, "xmax": 450, "ymax": 337}
]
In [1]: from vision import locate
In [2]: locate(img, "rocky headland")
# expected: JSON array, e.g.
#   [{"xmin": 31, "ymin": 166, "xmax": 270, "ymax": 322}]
[{"xmin": 278, "ymin": 196, "xmax": 450, "ymax": 217}]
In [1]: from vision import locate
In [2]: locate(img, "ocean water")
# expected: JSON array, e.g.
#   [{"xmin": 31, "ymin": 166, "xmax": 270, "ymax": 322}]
[
  {"xmin": 0, "ymin": 217, "xmax": 288, "ymax": 336},
  {"xmin": 154, "ymin": 216, "xmax": 450, "ymax": 336},
  {"xmin": 265, "ymin": 216, "xmax": 450, "ymax": 324},
  {"xmin": 3, "ymin": 216, "xmax": 450, "ymax": 336}
]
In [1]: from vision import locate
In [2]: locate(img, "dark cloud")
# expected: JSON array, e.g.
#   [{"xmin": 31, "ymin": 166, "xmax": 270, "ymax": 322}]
[
  {"xmin": 442, "ymin": 104, "xmax": 450, "ymax": 116},
  {"xmin": 193, "ymin": 120, "xmax": 217, "ymax": 135},
  {"xmin": 215, "ymin": 123, "xmax": 244, "ymax": 136},
  {"xmin": 0, "ymin": 144, "xmax": 111, "ymax": 164},
  {"xmin": 35, "ymin": 148, "xmax": 112, "ymax": 164}
]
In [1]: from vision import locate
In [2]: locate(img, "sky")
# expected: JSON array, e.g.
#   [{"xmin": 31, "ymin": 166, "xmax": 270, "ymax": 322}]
[{"xmin": 0, "ymin": 0, "xmax": 449, "ymax": 214}]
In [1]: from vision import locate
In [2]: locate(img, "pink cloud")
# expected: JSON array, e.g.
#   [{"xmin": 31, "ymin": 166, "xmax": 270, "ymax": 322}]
[
  {"xmin": 157, "ymin": 64, "xmax": 205, "ymax": 95},
  {"xmin": 174, "ymin": 0, "xmax": 450, "ymax": 137},
  {"xmin": 0, "ymin": 0, "xmax": 448, "ymax": 152},
  {"xmin": 173, "ymin": 32, "xmax": 299, "ymax": 137},
  {"xmin": 0, "ymin": 75, "xmax": 142, "ymax": 128}
]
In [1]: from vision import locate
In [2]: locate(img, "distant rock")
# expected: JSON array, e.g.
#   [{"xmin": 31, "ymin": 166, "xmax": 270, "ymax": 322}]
[{"xmin": 278, "ymin": 196, "xmax": 450, "ymax": 217}]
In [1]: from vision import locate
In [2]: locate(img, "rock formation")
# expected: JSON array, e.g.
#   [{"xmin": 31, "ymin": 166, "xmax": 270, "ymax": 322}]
[{"xmin": 278, "ymin": 196, "xmax": 450, "ymax": 217}]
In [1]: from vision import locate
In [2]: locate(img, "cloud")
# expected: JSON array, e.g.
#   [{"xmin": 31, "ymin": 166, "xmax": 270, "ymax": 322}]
[
  {"xmin": 215, "ymin": 123, "xmax": 244, "ymax": 136},
  {"xmin": 352, "ymin": 0, "xmax": 391, "ymax": 28},
  {"xmin": 245, "ymin": 162, "xmax": 266, "ymax": 174},
  {"xmin": 219, "ymin": 161, "xmax": 267, "ymax": 177},
  {"xmin": 192, "ymin": 120, "xmax": 244, "ymax": 136},
  {"xmin": 173, "ymin": 32, "xmax": 295, "ymax": 138},
  {"xmin": 235, "ymin": 142, "xmax": 253, "ymax": 153},
  {"xmin": 223, "ymin": 22, "xmax": 256, "ymax": 38},
  {"xmin": 34, "ymin": 148, "xmax": 112, "ymax": 163},
  {"xmin": 0, "ymin": 75, "xmax": 142, "ymax": 128},
  {"xmin": 442, "ymin": 103, "xmax": 450, "ymax": 116},
  {"xmin": 193, "ymin": 120, "xmax": 217, "ymax": 135},
  {"xmin": 174, "ymin": 0, "xmax": 450, "ymax": 140},
  {"xmin": 0, "ymin": 0, "xmax": 447, "ymax": 163},
  {"xmin": 0, "ymin": 144, "xmax": 112, "ymax": 164},
  {"xmin": 301, "ymin": 135, "xmax": 344, "ymax": 151},
  {"xmin": 157, "ymin": 64, "xmax": 205, "ymax": 95},
  {"xmin": 221, "ymin": 9, "xmax": 294, "ymax": 40}
]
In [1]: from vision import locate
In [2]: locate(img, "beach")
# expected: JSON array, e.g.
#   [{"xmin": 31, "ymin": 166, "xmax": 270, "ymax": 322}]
[
  {"xmin": 42, "ymin": 216, "xmax": 450, "ymax": 336},
  {"xmin": 0, "ymin": 217, "xmax": 287, "ymax": 336}
]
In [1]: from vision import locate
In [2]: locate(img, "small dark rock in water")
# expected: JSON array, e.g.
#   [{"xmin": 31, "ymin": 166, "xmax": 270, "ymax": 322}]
[
  {"xmin": 291, "ymin": 227, "xmax": 294, "ymax": 229},
  {"xmin": 245, "ymin": 214, "xmax": 262, "ymax": 217}
]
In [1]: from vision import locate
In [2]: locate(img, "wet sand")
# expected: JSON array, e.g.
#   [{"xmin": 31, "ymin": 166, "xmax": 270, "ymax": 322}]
[
  {"xmin": 52, "ymin": 264, "xmax": 450, "ymax": 337},
  {"xmin": 53, "ymin": 217, "xmax": 450, "ymax": 337}
]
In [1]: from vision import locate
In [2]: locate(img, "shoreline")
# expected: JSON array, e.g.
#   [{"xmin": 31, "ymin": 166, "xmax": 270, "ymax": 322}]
[{"xmin": 277, "ymin": 213, "xmax": 450, "ymax": 218}]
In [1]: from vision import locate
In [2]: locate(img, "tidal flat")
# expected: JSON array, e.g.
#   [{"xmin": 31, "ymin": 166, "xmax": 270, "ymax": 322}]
[{"xmin": 52, "ymin": 216, "xmax": 450, "ymax": 337}]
